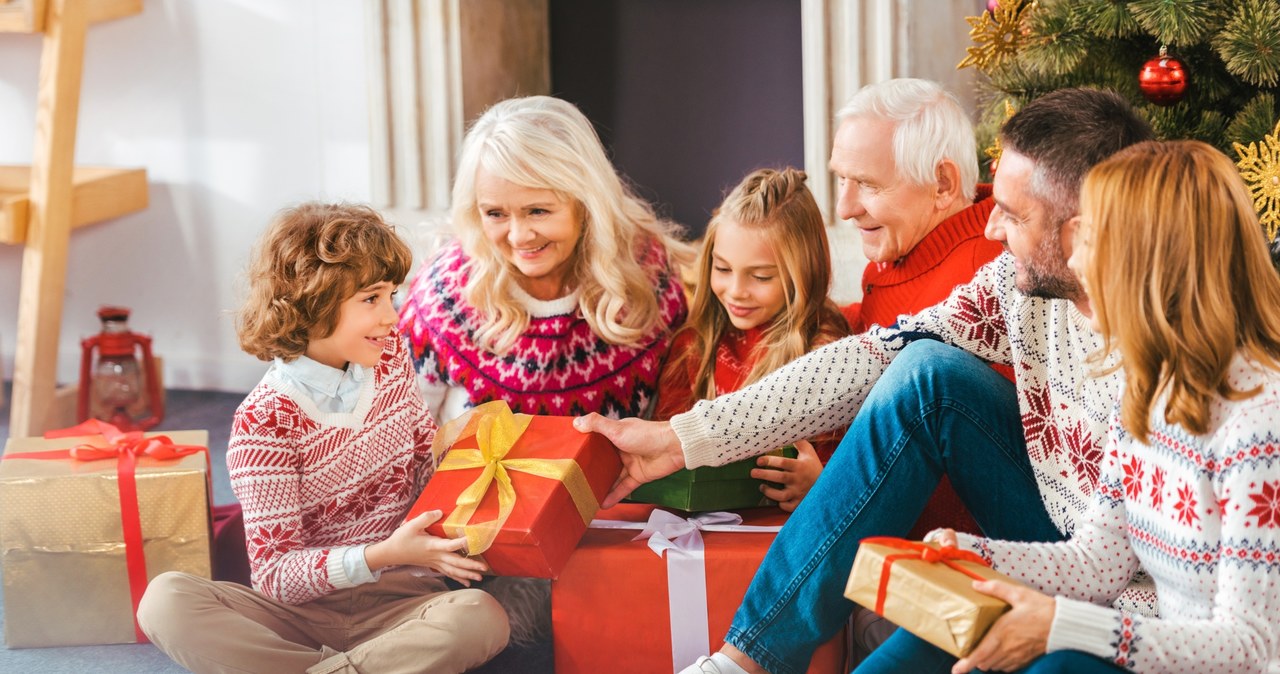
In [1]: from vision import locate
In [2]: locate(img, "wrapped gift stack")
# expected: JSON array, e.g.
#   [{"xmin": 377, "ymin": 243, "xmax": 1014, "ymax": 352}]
[{"xmin": 552, "ymin": 503, "xmax": 846, "ymax": 674}]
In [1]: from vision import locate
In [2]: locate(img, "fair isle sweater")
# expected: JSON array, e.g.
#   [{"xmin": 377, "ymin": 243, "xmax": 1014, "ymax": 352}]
[
  {"xmin": 227, "ymin": 334, "xmax": 438, "ymax": 605},
  {"xmin": 960, "ymin": 358, "xmax": 1280, "ymax": 673},
  {"xmin": 670, "ymin": 252, "xmax": 1158, "ymax": 613},
  {"xmin": 398, "ymin": 239, "xmax": 687, "ymax": 421}
]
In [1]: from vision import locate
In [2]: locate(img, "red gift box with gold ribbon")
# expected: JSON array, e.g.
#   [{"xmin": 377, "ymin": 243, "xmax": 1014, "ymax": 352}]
[
  {"xmin": 404, "ymin": 401, "xmax": 622, "ymax": 579},
  {"xmin": 0, "ymin": 422, "xmax": 212, "ymax": 648},
  {"xmin": 844, "ymin": 536, "xmax": 1013, "ymax": 657},
  {"xmin": 552, "ymin": 503, "xmax": 847, "ymax": 674}
]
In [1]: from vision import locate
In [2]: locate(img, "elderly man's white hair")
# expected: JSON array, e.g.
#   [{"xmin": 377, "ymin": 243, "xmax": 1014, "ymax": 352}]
[{"xmin": 836, "ymin": 78, "xmax": 978, "ymax": 201}]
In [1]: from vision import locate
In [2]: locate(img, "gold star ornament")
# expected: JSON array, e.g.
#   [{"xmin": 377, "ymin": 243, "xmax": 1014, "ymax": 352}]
[
  {"xmin": 985, "ymin": 99, "xmax": 1020, "ymax": 174},
  {"xmin": 1234, "ymin": 118, "xmax": 1280, "ymax": 243},
  {"xmin": 957, "ymin": 0, "xmax": 1032, "ymax": 72}
]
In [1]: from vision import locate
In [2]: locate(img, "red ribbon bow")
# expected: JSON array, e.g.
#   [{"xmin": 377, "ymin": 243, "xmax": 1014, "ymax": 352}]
[
  {"xmin": 5, "ymin": 419, "xmax": 208, "ymax": 643},
  {"xmin": 860, "ymin": 536, "xmax": 992, "ymax": 614}
]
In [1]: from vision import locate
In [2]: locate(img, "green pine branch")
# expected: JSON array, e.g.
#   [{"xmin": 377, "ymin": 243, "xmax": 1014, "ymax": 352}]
[
  {"xmin": 1214, "ymin": 0, "xmax": 1280, "ymax": 87},
  {"xmin": 1075, "ymin": 0, "xmax": 1143, "ymax": 39},
  {"xmin": 1127, "ymin": 0, "xmax": 1225, "ymax": 47},
  {"xmin": 1227, "ymin": 92, "xmax": 1279, "ymax": 144}
]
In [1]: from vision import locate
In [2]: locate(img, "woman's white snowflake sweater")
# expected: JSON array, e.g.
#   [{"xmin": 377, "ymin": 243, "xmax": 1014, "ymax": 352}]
[
  {"xmin": 669, "ymin": 253, "xmax": 1158, "ymax": 613},
  {"xmin": 962, "ymin": 356, "xmax": 1280, "ymax": 673},
  {"xmin": 227, "ymin": 334, "xmax": 437, "ymax": 605}
]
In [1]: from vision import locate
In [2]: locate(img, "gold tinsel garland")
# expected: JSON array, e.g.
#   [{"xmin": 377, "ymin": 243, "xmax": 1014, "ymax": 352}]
[{"xmin": 1234, "ymin": 118, "xmax": 1280, "ymax": 244}]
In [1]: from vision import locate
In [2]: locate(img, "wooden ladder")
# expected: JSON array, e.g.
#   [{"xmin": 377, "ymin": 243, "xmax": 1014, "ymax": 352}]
[{"xmin": 2, "ymin": 0, "xmax": 149, "ymax": 437}]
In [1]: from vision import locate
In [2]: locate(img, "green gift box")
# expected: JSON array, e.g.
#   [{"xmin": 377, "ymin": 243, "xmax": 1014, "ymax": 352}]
[{"xmin": 627, "ymin": 446, "xmax": 797, "ymax": 512}]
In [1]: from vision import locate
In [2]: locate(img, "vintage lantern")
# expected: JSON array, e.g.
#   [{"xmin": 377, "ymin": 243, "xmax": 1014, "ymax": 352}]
[{"xmin": 77, "ymin": 306, "xmax": 164, "ymax": 431}]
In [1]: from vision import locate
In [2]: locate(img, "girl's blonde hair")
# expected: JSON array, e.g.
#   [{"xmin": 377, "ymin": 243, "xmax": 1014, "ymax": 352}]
[
  {"xmin": 1081, "ymin": 140, "xmax": 1280, "ymax": 441},
  {"xmin": 237, "ymin": 202, "xmax": 412, "ymax": 362},
  {"xmin": 680, "ymin": 167, "xmax": 849, "ymax": 401},
  {"xmin": 451, "ymin": 95, "xmax": 691, "ymax": 355}
]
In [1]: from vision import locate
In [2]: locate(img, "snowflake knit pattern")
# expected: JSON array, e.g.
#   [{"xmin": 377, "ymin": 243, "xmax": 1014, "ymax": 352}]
[
  {"xmin": 963, "ymin": 357, "xmax": 1280, "ymax": 673},
  {"xmin": 227, "ymin": 334, "xmax": 437, "ymax": 605},
  {"xmin": 398, "ymin": 238, "xmax": 687, "ymax": 418},
  {"xmin": 670, "ymin": 253, "xmax": 1157, "ymax": 614}
]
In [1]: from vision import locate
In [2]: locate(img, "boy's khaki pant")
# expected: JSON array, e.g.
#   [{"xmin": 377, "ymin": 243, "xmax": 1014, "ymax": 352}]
[{"xmin": 137, "ymin": 569, "xmax": 509, "ymax": 674}]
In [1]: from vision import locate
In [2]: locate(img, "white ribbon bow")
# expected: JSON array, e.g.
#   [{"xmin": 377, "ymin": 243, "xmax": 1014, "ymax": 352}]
[{"xmin": 589, "ymin": 510, "xmax": 782, "ymax": 671}]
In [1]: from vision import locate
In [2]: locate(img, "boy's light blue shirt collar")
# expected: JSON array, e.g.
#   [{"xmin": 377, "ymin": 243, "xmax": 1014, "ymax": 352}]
[{"xmin": 273, "ymin": 355, "xmax": 370, "ymax": 414}]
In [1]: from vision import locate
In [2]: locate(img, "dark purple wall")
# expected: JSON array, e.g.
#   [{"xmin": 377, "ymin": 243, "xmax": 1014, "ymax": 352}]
[{"xmin": 550, "ymin": 0, "xmax": 804, "ymax": 239}]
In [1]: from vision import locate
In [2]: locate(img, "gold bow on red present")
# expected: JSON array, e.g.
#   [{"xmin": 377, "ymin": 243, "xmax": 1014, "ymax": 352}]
[{"xmin": 432, "ymin": 401, "xmax": 597, "ymax": 555}]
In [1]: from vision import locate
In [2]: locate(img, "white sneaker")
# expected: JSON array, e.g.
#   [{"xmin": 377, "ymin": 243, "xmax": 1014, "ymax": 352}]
[{"xmin": 678, "ymin": 653, "xmax": 751, "ymax": 674}]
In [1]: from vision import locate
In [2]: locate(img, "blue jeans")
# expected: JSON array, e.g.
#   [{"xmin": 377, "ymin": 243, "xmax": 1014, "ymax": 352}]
[
  {"xmin": 858, "ymin": 630, "xmax": 1128, "ymax": 674},
  {"xmin": 724, "ymin": 340, "xmax": 1065, "ymax": 674}
]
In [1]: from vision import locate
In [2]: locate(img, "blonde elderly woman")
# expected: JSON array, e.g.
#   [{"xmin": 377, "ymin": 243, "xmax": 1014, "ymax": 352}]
[{"xmin": 398, "ymin": 95, "xmax": 689, "ymax": 423}]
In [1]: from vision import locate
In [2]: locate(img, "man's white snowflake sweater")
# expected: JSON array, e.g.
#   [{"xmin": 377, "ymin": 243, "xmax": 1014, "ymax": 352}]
[
  {"xmin": 961, "ymin": 356, "xmax": 1280, "ymax": 673},
  {"xmin": 227, "ymin": 334, "xmax": 437, "ymax": 605},
  {"xmin": 669, "ymin": 253, "xmax": 1158, "ymax": 613}
]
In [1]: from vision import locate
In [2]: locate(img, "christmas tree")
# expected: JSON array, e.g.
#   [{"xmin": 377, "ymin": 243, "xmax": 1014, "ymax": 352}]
[{"xmin": 960, "ymin": 0, "xmax": 1280, "ymax": 264}]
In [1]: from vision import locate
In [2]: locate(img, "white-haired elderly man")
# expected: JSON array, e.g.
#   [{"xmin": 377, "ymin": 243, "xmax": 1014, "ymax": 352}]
[{"xmin": 827, "ymin": 79, "xmax": 1002, "ymax": 543}]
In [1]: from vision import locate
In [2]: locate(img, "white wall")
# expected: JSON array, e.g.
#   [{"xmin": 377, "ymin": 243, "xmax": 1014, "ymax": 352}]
[
  {"xmin": 1, "ymin": 0, "xmax": 372, "ymax": 393},
  {"xmin": 0, "ymin": 0, "xmax": 986, "ymax": 395}
]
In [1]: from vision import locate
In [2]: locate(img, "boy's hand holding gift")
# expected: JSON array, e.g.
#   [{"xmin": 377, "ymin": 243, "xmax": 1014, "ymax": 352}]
[{"xmin": 364, "ymin": 509, "xmax": 489, "ymax": 586}]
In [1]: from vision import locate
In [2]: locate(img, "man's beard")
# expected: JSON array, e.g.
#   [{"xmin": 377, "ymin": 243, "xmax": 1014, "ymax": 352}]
[
  {"xmin": 1017, "ymin": 225, "xmax": 1082, "ymax": 301},
  {"xmin": 1020, "ymin": 263, "xmax": 1080, "ymax": 300}
]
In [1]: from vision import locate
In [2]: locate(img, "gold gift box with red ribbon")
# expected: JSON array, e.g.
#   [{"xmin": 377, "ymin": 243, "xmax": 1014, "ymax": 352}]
[
  {"xmin": 0, "ymin": 428, "xmax": 212, "ymax": 648},
  {"xmin": 404, "ymin": 401, "xmax": 622, "ymax": 579},
  {"xmin": 844, "ymin": 536, "xmax": 1012, "ymax": 657}
]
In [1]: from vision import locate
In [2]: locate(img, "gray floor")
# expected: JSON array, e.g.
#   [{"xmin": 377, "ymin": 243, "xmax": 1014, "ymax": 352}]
[{"xmin": 0, "ymin": 385, "xmax": 552, "ymax": 673}]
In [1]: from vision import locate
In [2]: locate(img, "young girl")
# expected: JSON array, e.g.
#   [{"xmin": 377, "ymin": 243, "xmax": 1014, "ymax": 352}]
[
  {"xmin": 655, "ymin": 167, "xmax": 850, "ymax": 511},
  {"xmin": 865, "ymin": 140, "xmax": 1280, "ymax": 673},
  {"xmin": 137, "ymin": 202, "xmax": 509, "ymax": 674},
  {"xmin": 397, "ymin": 95, "xmax": 689, "ymax": 424}
]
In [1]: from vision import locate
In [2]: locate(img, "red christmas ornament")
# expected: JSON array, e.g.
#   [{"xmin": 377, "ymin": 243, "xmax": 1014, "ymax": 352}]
[
  {"xmin": 987, "ymin": 0, "xmax": 1000, "ymax": 12},
  {"xmin": 1138, "ymin": 46, "xmax": 1188, "ymax": 106}
]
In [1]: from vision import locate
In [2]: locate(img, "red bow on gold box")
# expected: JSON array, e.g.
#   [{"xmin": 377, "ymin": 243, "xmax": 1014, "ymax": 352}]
[
  {"xmin": 844, "ymin": 536, "xmax": 1014, "ymax": 657},
  {"xmin": 0, "ymin": 420, "xmax": 212, "ymax": 648}
]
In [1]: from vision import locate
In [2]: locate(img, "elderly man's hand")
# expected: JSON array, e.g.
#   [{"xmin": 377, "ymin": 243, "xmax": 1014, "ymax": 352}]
[{"xmin": 573, "ymin": 414, "xmax": 685, "ymax": 507}]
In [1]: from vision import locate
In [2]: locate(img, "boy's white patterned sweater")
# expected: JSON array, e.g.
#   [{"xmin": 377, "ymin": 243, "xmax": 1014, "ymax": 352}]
[
  {"xmin": 669, "ymin": 253, "xmax": 1158, "ymax": 613},
  {"xmin": 228, "ymin": 334, "xmax": 437, "ymax": 605},
  {"xmin": 959, "ymin": 357, "xmax": 1280, "ymax": 673}
]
